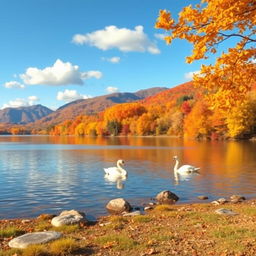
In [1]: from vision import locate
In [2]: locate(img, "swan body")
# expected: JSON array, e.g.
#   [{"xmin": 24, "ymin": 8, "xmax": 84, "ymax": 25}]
[
  {"xmin": 104, "ymin": 160, "xmax": 127, "ymax": 177},
  {"xmin": 173, "ymin": 156, "xmax": 200, "ymax": 174}
]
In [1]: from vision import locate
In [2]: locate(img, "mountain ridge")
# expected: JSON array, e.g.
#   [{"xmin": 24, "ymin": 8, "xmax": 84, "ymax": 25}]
[
  {"xmin": 30, "ymin": 87, "xmax": 168, "ymax": 128},
  {"xmin": 0, "ymin": 104, "xmax": 53, "ymax": 124}
]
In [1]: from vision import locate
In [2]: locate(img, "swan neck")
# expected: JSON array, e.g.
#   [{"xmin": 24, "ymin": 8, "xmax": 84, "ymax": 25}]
[
  {"xmin": 174, "ymin": 159, "xmax": 179, "ymax": 172},
  {"xmin": 117, "ymin": 162, "xmax": 127, "ymax": 176}
]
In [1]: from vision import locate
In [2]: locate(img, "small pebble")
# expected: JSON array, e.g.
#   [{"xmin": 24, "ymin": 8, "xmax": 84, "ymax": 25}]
[
  {"xmin": 197, "ymin": 196, "xmax": 208, "ymax": 200},
  {"xmin": 144, "ymin": 206, "xmax": 153, "ymax": 211},
  {"xmin": 21, "ymin": 219, "xmax": 31, "ymax": 224}
]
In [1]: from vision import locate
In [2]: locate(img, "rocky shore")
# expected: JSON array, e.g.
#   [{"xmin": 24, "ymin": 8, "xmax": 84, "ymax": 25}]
[{"xmin": 0, "ymin": 192, "xmax": 256, "ymax": 256}]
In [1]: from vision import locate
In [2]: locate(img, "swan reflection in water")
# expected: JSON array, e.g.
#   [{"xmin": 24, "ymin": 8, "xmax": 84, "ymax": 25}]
[
  {"xmin": 174, "ymin": 171, "xmax": 199, "ymax": 185},
  {"xmin": 104, "ymin": 174, "xmax": 126, "ymax": 189}
]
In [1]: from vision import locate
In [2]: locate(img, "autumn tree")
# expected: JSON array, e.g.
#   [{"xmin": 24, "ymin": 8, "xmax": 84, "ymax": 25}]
[
  {"xmin": 107, "ymin": 121, "xmax": 121, "ymax": 136},
  {"xmin": 226, "ymin": 95, "xmax": 256, "ymax": 138},
  {"xmin": 184, "ymin": 100, "xmax": 212, "ymax": 139},
  {"xmin": 156, "ymin": 0, "xmax": 256, "ymax": 110},
  {"xmin": 136, "ymin": 113, "xmax": 156, "ymax": 135}
]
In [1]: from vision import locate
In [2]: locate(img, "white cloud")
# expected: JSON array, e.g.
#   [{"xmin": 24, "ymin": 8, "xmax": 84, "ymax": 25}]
[
  {"xmin": 81, "ymin": 70, "xmax": 102, "ymax": 79},
  {"xmin": 56, "ymin": 89, "xmax": 91, "ymax": 103},
  {"xmin": 106, "ymin": 86, "xmax": 119, "ymax": 93},
  {"xmin": 2, "ymin": 96, "xmax": 40, "ymax": 109},
  {"xmin": 102, "ymin": 56, "xmax": 121, "ymax": 63},
  {"xmin": 154, "ymin": 33, "xmax": 167, "ymax": 40},
  {"xmin": 20, "ymin": 59, "xmax": 102, "ymax": 86},
  {"xmin": 4, "ymin": 81, "xmax": 25, "ymax": 89},
  {"xmin": 28, "ymin": 96, "xmax": 40, "ymax": 105},
  {"xmin": 72, "ymin": 25, "xmax": 160, "ymax": 54},
  {"xmin": 184, "ymin": 70, "xmax": 200, "ymax": 80}
]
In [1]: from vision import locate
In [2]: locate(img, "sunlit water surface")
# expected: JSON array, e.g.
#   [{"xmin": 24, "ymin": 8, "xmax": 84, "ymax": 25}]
[{"xmin": 0, "ymin": 135, "xmax": 255, "ymax": 219}]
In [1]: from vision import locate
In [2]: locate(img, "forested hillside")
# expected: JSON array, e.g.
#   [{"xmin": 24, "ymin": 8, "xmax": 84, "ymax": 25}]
[
  {"xmin": 44, "ymin": 82, "xmax": 256, "ymax": 139},
  {"xmin": 3, "ymin": 80, "xmax": 256, "ymax": 139}
]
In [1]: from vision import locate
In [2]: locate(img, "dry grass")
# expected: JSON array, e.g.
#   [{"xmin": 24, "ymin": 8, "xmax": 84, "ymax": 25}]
[
  {"xmin": 1, "ymin": 200, "xmax": 256, "ymax": 255},
  {"xmin": 22, "ymin": 244, "xmax": 49, "ymax": 256},
  {"xmin": 52, "ymin": 224, "xmax": 80, "ymax": 233},
  {"xmin": 49, "ymin": 238, "xmax": 80, "ymax": 256},
  {"xmin": 0, "ymin": 248, "xmax": 22, "ymax": 256},
  {"xmin": 132, "ymin": 215, "xmax": 152, "ymax": 223}
]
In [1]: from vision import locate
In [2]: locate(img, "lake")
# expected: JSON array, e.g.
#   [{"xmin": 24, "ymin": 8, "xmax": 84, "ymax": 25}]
[{"xmin": 0, "ymin": 135, "xmax": 255, "ymax": 219}]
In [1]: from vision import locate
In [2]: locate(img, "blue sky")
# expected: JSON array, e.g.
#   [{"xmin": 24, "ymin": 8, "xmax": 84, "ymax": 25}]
[{"xmin": 0, "ymin": 0, "xmax": 211, "ymax": 110}]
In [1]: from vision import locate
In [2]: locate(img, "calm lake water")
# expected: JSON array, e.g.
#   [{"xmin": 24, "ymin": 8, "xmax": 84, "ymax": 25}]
[{"xmin": 0, "ymin": 135, "xmax": 255, "ymax": 219}]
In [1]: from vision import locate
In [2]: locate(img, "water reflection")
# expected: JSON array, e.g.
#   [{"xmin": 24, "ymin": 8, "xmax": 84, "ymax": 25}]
[
  {"xmin": 174, "ymin": 171, "xmax": 200, "ymax": 185},
  {"xmin": 0, "ymin": 135, "xmax": 256, "ymax": 219},
  {"xmin": 104, "ymin": 175, "xmax": 126, "ymax": 189}
]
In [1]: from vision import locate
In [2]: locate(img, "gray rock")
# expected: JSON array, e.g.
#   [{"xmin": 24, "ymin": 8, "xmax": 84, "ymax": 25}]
[
  {"xmin": 51, "ymin": 209, "xmax": 86, "ymax": 227},
  {"xmin": 215, "ymin": 208, "xmax": 238, "ymax": 216},
  {"xmin": 9, "ymin": 231, "xmax": 62, "ymax": 249},
  {"xmin": 144, "ymin": 206, "xmax": 154, "ymax": 211},
  {"xmin": 230, "ymin": 195, "xmax": 246, "ymax": 203},
  {"xmin": 218, "ymin": 198, "xmax": 228, "ymax": 204},
  {"xmin": 106, "ymin": 198, "xmax": 132, "ymax": 214},
  {"xmin": 156, "ymin": 190, "xmax": 179, "ymax": 204},
  {"xmin": 197, "ymin": 196, "xmax": 208, "ymax": 200},
  {"xmin": 122, "ymin": 210, "xmax": 142, "ymax": 217},
  {"xmin": 211, "ymin": 198, "xmax": 228, "ymax": 205}
]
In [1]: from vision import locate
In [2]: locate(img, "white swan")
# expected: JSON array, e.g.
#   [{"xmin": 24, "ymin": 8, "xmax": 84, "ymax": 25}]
[
  {"xmin": 173, "ymin": 156, "xmax": 200, "ymax": 174},
  {"xmin": 104, "ymin": 159, "xmax": 127, "ymax": 177}
]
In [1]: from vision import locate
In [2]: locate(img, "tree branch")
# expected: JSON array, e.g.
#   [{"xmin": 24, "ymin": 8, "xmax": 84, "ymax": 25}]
[{"xmin": 218, "ymin": 33, "xmax": 256, "ymax": 43}]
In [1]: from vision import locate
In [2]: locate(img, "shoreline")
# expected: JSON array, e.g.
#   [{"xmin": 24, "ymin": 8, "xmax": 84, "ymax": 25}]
[
  {"xmin": 1, "ymin": 194, "xmax": 256, "ymax": 221},
  {"xmin": 1, "ymin": 198, "xmax": 256, "ymax": 255},
  {"xmin": 1, "ymin": 196, "xmax": 255, "ymax": 222}
]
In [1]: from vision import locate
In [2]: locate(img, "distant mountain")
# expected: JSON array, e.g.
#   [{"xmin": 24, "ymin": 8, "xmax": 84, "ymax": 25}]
[
  {"xmin": 0, "ymin": 104, "xmax": 53, "ymax": 124},
  {"xmin": 141, "ymin": 82, "xmax": 202, "ymax": 105},
  {"xmin": 134, "ymin": 87, "xmax": 170, "ymax": 99},
  {"xmin": 32, "ymin": 87, "xmax": 168, "ymax": 128}
]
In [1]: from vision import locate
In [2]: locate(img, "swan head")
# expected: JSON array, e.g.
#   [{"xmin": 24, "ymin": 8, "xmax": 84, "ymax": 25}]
[
  {"xmin": 117, "ymin": 159, "xmax": 125, "ymax": 166},
  {"xmin": 173, "ymin": 156, "xmax": 178, "ymax": 161}
]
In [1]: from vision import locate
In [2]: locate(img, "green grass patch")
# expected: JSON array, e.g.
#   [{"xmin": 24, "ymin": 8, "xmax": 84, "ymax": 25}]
[
  {"xmin": 34, "ymin": 221, "xmax": 52, "ymax": 232},
  {"xmin": 49, "ymin": 238, "xmax": 80, "ymax": 256},
  {"xmin": 239, "ymin": 207, "xmax": 256, "ymax": 216},
  {"xmin": 108, "ymin": 216, "xmax": 129, "ymax": 223},
  {"xmin": 102, "ymin": 216, "xmax": 129, "ymax": 230},
  {"xmin": 210, "ymin": 225, "xmax": 256, "ymax": 253},
  {"xmin": 132, "ymin": 215, "xmax": 152, "ymax": 223},
  {"xmin": 52, "ymin": 224, "xmax": 80, "ymax": 233},
  {"xmin": 95, "ymin": 233, "xmax": 138, "ymax": 251},
  {"xmin": 150, "ymin": 232, "xmax": 176, "ymax": 242},
  {"xmin": 0, "ymin": 226, "xmax": 24, "ymax": 238},
  {"xmin": 212, "ymin": 226, "xmax": 256, "ymax": 240}
]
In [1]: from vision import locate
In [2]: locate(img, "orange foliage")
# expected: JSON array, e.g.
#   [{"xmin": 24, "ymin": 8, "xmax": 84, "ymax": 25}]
[
  {"xmin": 156, "ymin": 0, "xmax": 256, "ymax": 111},
  {"xmin": 184, "ymin": 100, "xmax": 213, "ymax": 139},
  {"xmin": 103, "ymin": 103, "xmax": 146, "ymax": 123}
]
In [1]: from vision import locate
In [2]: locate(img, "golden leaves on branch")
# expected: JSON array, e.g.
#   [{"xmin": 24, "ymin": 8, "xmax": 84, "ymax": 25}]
[{"xmin": 155, "ymin": 0, "xmax": 256, "ymax": 112}]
